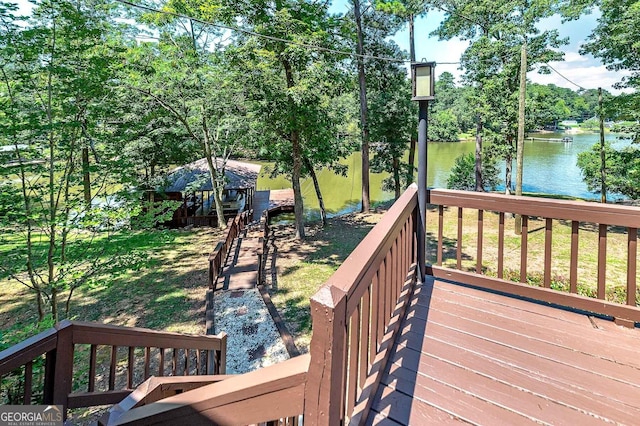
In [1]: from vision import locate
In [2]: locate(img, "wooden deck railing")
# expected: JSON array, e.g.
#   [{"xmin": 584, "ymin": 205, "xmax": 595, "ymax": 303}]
[
  {"xmin": 208, "ymin": 209, "xmax": 253, "ymax": 289},
  {"xmin": 12, "ymin": 186, "xmax": 640, "ymax": 425},
  {"xmin": 304, "ymin": 184, "xmax": 419, "ymax": 424},
  {"xmin": 427, "ymin": 189, "xmax": 640, "ymax": 326},
  {"xmin": 97, "ymin": 185, "xmax": 422, "ymax": 425},
  {"xmin": 106, "ymin": 354, "xmax": 310, "ymax": 425},
  {"xmin": 0, "ymin": 320, "xmax": 227, "ymax": 419}
]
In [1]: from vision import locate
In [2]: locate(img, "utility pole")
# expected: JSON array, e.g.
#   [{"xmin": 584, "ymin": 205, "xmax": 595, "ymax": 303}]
[
  {"xmin": 599, "ymin": 87, "xmax": 607, "ymax": 203},
  {"xmin": 515, "ymin": 41, "xmax": 527, "ymax": 235}
]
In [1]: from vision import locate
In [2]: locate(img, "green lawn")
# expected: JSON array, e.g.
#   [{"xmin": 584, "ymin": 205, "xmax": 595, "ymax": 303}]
[{"xmin": 0, "ymin": 227, "xmax": 222, "ymax": 348}]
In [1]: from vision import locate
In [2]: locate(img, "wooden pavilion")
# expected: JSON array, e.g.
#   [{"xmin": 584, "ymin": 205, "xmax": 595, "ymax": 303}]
[{"xmin": 160, "ymin": 158, "xmax": 261, "ymax": 227}]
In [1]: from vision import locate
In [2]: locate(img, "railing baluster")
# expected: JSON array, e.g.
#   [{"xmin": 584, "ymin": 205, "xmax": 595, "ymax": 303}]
[
  {"xmin": 371, "ymin": 269, "xmax": 381, "ymax": 357},
  {"xmin": 109, "ymin": 346, "xmax": 117, "ymax": 391},
  {"xmin": 570, "ymin": 221, "xmax": 579, "ymax": 294},
  {"xmin": 628, "ymin": 228, "xmax": 637, "ymax": 306},
  {"xmin": 393, "ymin": 237, "xmax": 399, "ymax": 307},
  {"xmin": 544, "ymin": 218, "xmax": 553, "ymax": 288},
  {"xmin": 598, "ymin": 224, "xmax": 607, "ymax": 299},
  {"xmin": 159, "ymin": 348, "xmax": 165, "ymax": 377},
  {"xmin": 438, "ymin": 205, "xmax": 444, "ymax": 266},
  {"xmin": 172, "ymin": 348, "xmax": 178, "ymax": 375},
  {"xmin": 127, "ymin": 347, "xmax": 134, "ymax": 389},
  {"xmin": 385, "ymin": 251, "xmax": 393, "ymax": 324},
  {"xmin": 184, "ymin": 349, "xmax": 190, "ymax": 376},
  {"xmin": 144, "ymin": 347, "xmax": 150, "ymax": 380},
  {"xmin": 457, "ymin": 207, "xmax": 463, "ymax": 269},
  {"xmin": 498, "ymin": 212, "xmax": 505, "ymax": 279},
  {"xmin": 477, "ymin": 210, "xmax": 483, "ymax": 274},
  {"xmin": 360, "ymin": 287, "xmax": 371, "ymax": 381},
  {"xmin": 520, "ymin": 216, "xmax": 529, "ymax": 283},
  {"xmin": 195, "ymin": 349, "xmax": 201, "ymax": 375},
  {"xmin": 347, "ymin": 307, "xmax": 360, "ymax": 418},
  {"xmin": 88, "ymin": 344, "xmax": 97, "ymax": 392},
  {"xmin": 24, "ymin": 360, "xmax": 32, "ymax": 405}
]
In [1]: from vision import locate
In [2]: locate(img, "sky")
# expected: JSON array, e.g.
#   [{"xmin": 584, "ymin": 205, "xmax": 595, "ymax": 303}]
[
  {"xmin": 11, "ymin": 0, "xmax": 630, "ymax": 94},
  {"xmin": 328, "ymin": 3, "xmax": 631, "ymax": 95}
]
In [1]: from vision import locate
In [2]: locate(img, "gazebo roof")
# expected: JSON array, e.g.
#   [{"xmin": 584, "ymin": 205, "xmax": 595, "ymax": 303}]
[{"xmin": 163, "ymin": 158, "xmax": 262, "ymax": 193}]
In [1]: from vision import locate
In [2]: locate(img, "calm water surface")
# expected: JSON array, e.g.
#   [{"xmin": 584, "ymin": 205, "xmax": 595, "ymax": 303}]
[{"xmin": 256, "ymin": 132, "xmax": 627, "ymax": 219}]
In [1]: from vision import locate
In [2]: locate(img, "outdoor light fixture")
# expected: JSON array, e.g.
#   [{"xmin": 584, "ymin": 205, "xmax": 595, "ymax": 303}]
[
  {"xmin": 411, "ymin": 61, "xmax": 435, "ymax": 101},
  {"xmin": 411, "ymin": 60, "xmax": 435, "ymax": 281}
]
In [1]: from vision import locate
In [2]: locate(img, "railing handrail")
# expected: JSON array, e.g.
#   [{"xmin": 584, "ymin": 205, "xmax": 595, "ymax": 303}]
[
  {"xmin": 305, "ymin": 184, "xmax": 420, "ymax": 425},
  {"xmin": 107, "ymin": 354, "xmax": 310, "ymax": 425},
  {"xmin": 0, "ymin": 320, "xmax": 228, "ymax": 419},
  {"xmin": 69, "ymin": 320, "xmax": 226, "ymax": 351},
  {"xmin": 208, "ymin": 209, "xmax": 253, "ymax": 288},
  {"xmin": 324, "ymin": 185, "xmax": 418, "ymax": 309},
  {"xmin": 0, "ymin": 327, "xmax": 57, "ymax": 375},
  {"xmin": 428, "ymin": 188, "xmax": 640, "ymax": 325},
  {"xmin": 429, "ymin": 188, "xmax": 640, "ymax": 228}
]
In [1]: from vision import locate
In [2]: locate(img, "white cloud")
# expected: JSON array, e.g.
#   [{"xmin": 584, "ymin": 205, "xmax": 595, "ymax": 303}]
[{"xmin": 530, "ymin": 58, "xmax": 632, "ymax": 94}]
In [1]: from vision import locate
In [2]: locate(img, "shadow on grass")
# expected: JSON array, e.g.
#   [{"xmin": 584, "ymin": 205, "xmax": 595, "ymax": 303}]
[{"xmin": 1, "ymin": 228, "xmax": 217, "ymax": 334}]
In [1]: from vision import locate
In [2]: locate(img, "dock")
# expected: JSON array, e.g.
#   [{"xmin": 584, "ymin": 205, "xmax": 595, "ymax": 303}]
[{"xmin": 527, "ymin": 136, "xmax": 573, "ymax": 142}]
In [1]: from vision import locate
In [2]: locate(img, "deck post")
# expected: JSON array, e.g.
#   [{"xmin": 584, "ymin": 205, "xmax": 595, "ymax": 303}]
[{"xmin": 304, "ymin": 287, "xmax": 348, "ymax": 424}]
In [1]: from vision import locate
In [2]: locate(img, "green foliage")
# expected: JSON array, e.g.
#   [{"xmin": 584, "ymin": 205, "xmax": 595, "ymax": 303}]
[
  {"xmin": 577, "ymin": 142, "xmax": 640, "ymax": 199},
  {"xmin": 447, "ymin": 152, "xmax": 500, "ymax": 191},
  {"xmin": 429, "ymin": 109, "xmax": 460, "ymax": 142},
  {"xmin": 0, "ymin": 0, "xmax": 135, "ymax": 322}
]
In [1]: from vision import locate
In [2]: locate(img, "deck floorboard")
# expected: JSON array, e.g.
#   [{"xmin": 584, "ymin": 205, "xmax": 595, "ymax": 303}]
[{"xmin": 368, "ymin": 278, "xmax": 640, "ymax": 425}]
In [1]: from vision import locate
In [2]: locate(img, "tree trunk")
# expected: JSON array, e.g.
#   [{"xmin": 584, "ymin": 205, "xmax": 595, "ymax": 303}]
[
  {"xmin": 304, "ymin": 157, "xmax": 327, "ymax": 226},
  {"xmin": 515, "ymin": 41, "xmax": 527, "ymax": 234},
  {"xmin": 82, "ymin": 146, "xmax": 91, "ymax": 208},
  {"xmin": 393, "ymin": 157, "xmax": 401, "ymax": 199},
  {"xmin": 283, "ymin": 59, "xmax": 306, "ymax": 239},
  {"xmin": 475, "ymin": 114, "xmax": 484, "ymax": 192},
  {"xmin": 203, "ymin": 151, "xmax": 226, "ymax": 230},
  {"xmin": 353, "ymin": 0, "xmax": 370, "ymax": 212},
  {"xmin": 202, "ymin": 108, "xmax": 226, "ymax": 230},
  {"xmin": 505, "ymin": 137, "xmax": 513, "ymax": 195},
  {"xmin": 291, "ymin": 131, "xmax": 305, "ymax": 239},
  {"xmin": 46, "ymin": 19, "xmax": 57, "ymax": 323},
  {"xmin": 36, "ymin": 291, "xmax": 45, "ymax": 322},
  {"xmin": 406, "ymin": 13, "xmax": 416, "ymax": 187}
]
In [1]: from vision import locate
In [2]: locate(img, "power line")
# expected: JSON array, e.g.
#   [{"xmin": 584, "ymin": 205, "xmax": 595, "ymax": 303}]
[
  {"xmin": 114, "ymin": 0, "xmax": 423, "ymax": 64},
  {"xmin": 541, "ymin": 63, "xmax": 588, "ymax": 91}
]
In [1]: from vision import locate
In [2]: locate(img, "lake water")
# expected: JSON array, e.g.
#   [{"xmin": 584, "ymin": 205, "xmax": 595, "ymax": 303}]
[{"xmin": 256, "ymin": 132, "xmax": 628, "ymax": 219}]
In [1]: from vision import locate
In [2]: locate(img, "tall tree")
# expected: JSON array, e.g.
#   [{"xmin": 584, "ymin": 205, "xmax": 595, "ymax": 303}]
[
  {"xmin": 0, "ymin": 0, "xmax": 127, "ymax": 321},
  {"xmin": 352, "ymin": 0, "xmax": 371, "ymax": 212},
  {"xmin": 369, "ymin": 44, "xmax": 414, "ymax": 199},
  {"xmin": 580, "ymin": 0, "xmax": 640, "ymax": 140},
  {"xmin": 376, "ymin": 0, "xmax": 430, "ymax": 186},
  {"xmin": 228, "ymin": 0, "xmax": 346, "ymax": 238},
  {"xmin": 125, "ymin": 1, "xmax": 250, "ymax": 229},
  {"xmin": 436, "ymin": 0, "xmax": 565, "ymax": 199}
]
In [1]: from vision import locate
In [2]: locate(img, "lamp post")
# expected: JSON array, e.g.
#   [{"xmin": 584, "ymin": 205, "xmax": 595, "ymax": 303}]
[{"xmin": 411, "ymin": 61, "xmax": 435, "ymax": 281}]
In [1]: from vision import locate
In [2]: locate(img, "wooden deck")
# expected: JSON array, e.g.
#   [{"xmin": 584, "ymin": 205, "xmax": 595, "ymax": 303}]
[{"xmin": 368, "ymin": 277, "xmax": 640, "ymax": 425}]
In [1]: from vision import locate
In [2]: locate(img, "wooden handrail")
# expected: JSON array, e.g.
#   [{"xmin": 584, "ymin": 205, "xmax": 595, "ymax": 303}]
[
  {"xmin": 305, "ymin": 184, "xmax": 420, "ymax": 424},
  {"xmin": 427, "ymin": 188, "xmax": 640, "ymax": 326},
  {"xmin": 208, "ymin": 209, "xmax": 253, "ymax": 289},
  {"xmin": 0, "ymin": 321, "xmax": 227, "ymax": 419},
  {"xmin": 107, "ymin": 354, "xmax": 310, "ymax": 425}
]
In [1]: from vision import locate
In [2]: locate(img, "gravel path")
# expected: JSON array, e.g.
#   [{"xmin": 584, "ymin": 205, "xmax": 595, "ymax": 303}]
[{"xmin": 214, "ymin": 288, "xmax": 290, "ymax": 374}]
